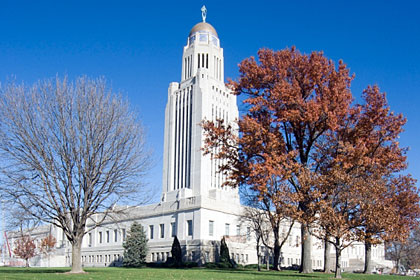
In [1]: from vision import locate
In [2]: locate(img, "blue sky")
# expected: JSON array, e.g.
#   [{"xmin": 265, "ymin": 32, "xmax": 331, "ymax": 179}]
[{"xmin": 1, "ymin": 0, "xmax": 419, "ymax": 201}]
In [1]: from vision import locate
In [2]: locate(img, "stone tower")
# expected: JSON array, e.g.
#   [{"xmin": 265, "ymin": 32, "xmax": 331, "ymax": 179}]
[{"xmin": 162, "ymin": 7, "xmax": 239, "ymax": 204}]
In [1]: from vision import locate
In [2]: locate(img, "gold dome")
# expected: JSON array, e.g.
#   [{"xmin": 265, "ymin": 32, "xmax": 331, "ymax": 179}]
[{"xmin": 189, "ymin": 22, "xmax": 218, "ymax": 38}]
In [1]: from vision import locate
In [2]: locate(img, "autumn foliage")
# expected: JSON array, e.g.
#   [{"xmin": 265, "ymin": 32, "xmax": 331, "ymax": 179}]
[
  {"xmin": 40, "ymin": 234, "xmax": 56, "ymax": 256},
  {"xmin": 202, "ymin": 47, "xmax": 420, "ymax": 278},
  {"xmin": 13, "ymin": 235, "xmax": 37, "ymax": 267}
]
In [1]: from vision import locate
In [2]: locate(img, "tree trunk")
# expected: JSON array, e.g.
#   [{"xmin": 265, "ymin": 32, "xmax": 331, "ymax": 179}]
[
  {"xmin": 257, "ymin": 255, "xmax": 261, "ymax": 271},
  {"xmin": 363, "ymin": 241, "xmax": 373, "ymax": 274},
  {"xmin": 25, "ymin": 258, "xmax": 29, "ymax": 267},
  {"xmin": 334, "ymin": 239, "xmax": 342, "ymax": 279},
  {"xmin": 395, "ymin": 258, "xmax": 400, "ymax": 273},
  {"xmin": 300, "ymin": 224, "xmax": 312, "ymax": 273},
  {"xmin": 70, "ymin": 238, "xmax": 84, "ymax": 273},
  {"xmin": 273, "ymin": 240, "xmax": 281, "ymax": 270},
  {"xmin": 266, "ymin": 254, "xmax": 269, "ymax": 270},
  {"xmin": 323, "ymin": 237, "xmax": 332, "ymax": 273},
  {"xmin": 256, "ymin": 239, "xmax": 261, "ymax": 271}
]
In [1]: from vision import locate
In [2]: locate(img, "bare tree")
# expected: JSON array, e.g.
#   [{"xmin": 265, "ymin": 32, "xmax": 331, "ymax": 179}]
[
  {"xmin": 241, "ymin": 206, "xmax": 268, "ymax": 271},
  {"xmin": 241, "ymin": 188, "xmax": 294, "ymax": 271},
  {"xmin": 0, "ymin": 76, "xmax": 152, "ymax": 273},
  {"xmin": 6, "ymin": 206, "xmax": 40, "ymax": 235},
  {"xmin": 386, "ymin": 228, "xmax": 420, "ymax": 271}
]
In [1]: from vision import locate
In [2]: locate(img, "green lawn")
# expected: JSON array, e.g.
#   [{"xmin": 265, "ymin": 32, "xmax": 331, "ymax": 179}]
[{"xmin": 0, "ymin": 267, "xmax": 409, "ymax": 280}]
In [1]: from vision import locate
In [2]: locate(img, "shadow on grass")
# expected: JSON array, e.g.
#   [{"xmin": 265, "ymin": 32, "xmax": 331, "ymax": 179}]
[
  {"xmin": 204, "ymin": 269, "xmax": 323, "ymax": 278},
  {"xmin": 0, "ymin": 267, "xmax": 70, "ymax": 274}
]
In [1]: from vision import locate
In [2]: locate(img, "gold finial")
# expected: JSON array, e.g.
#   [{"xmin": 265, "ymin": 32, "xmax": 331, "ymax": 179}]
[{"xmin": 201, "ymin": 5, "xmax": 207, "ymax": 22}]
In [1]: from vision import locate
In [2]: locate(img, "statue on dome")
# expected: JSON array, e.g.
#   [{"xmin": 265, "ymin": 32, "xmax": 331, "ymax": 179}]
[{"xmin": 201, "ymin": 5, "xmax": 207, "ymax": 23}]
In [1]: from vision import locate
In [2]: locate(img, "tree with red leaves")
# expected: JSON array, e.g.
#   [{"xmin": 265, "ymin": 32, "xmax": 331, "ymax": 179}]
[
  {"xmin": 313, "ymin": 85, "xmax": 419, "ymax": 278},
  {"xmin": 203, "ymin": 48, "xmax": 420, "ymax": 277},
  {"xmin": 13, "ymin": 235, "xmax": 37, "ymax": 267},
  {"xmin": 40, "ymin": 234, "xmax": 57, "ymax": 267},
  {"xmin": 203, "ymin": 47, "xmax": 353, "ymax": 273}
]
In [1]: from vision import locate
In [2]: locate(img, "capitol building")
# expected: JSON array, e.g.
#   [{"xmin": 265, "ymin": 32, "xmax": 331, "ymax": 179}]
[{"xmin": 4, "ymin": 8, "xmax": 391, "ymax": 272}]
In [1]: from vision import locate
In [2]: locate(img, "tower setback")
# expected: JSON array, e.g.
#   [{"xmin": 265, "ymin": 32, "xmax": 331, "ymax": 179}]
[{"xmin": 162, "ymin": 14, "xmax": 239, "ymax": 203}]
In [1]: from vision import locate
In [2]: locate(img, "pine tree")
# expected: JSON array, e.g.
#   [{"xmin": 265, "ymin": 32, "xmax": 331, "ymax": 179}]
[
  {"xmin": 123, "ymin": 222, "xmax": 148, "ymax": 267},
  {"xmin": 219, "ymin": 236, "xmax": 231, "ymax": 265},
  {"xmin": 171, "ymin": 236, "xmax": 183, "ymax": 267}
]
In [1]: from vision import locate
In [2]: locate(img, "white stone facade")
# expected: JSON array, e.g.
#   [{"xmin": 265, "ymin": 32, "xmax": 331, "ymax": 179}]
[{"xmin": 3, "ymin": 14, "xmax": 392, "ymax": 272}]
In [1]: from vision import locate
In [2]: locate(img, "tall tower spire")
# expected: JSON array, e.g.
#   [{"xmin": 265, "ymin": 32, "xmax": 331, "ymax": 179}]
[{"xmin": 161, "ymin": 12, "xmax": 239, "ymax": 204}]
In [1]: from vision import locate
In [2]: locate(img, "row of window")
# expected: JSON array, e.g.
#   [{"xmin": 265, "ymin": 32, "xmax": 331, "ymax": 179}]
[
  {"xmin": 189, "ymin": 33, "xmax": 219, "ymax": 47},
  {"xmin": 313, "ymin": 259, "xmax": 323, "ymax": 267},
  {"xmin": 148, "ymin": 220, "xmax": 193, "ymax": 240},
  {"xmin": 183, "ymin": 55, "xmax": 193, "ymax": 80},
  {"xmin": 197, "ymin": 53, "xmax": 209, "ymax": 69},
  {"xmin": 197, "ymin": 53, "xmax": 222, "ymax": 82},
  {"xmin": 287, "ymin": 234, "xmax": 300, "ymax": 247},
  {"xmin": 285, "ymin": 257, "xmax": 301, "ymax": 266},
  {"xmin": 221, "ymin": 222, "xmax": 251, "ymax": 239},
  {"xmin": 149, "ymin": 251, "xmax": 250, "ymax": 264},
  {"xmin": 146, "ymin": 220, "xmax": 251, "ymax": 240},
  {"xmin": 210, "ymin": 104, "xmax": 229, "ymax": 189},
  {"xmin": 232, "ymin": 253, "xmax": 249, "ymax": 263},
  {"xmin": 172, "ymin": 86, "xmax": 193, "ymax": 190},
  {"xmin": 89, "ymin": 229, "xmax": 126, "ymax": 246},
  {"xmin": 90, "ymin": 220, "xmax": 253, "ymax": 245},
  {"xmin": 214, "ymin": 56, "xmax": 222, "ymax": 81},
  {"xmin": 182, "ymin": 53, "xmax": 222, "ymax": 81},
  {"xmin": 81, "ymin": 253, "xmax": 121, "ymax": 264},
  {"xmin": 151, "ymin": 252, "xmax": 169, "ymax": 262}
]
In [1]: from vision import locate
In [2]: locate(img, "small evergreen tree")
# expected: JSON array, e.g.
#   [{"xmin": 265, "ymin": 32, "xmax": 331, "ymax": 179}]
[
  {"xmin": 123, "ymin": 222, "xmax": 148, "ymax": 267},
  {"xmin": 219, "ymin": 236, "xmax": 231, "ymax": 265},
  {"xmin": 171, "ymin": 236, "xmax": 183, "ymax": 267}
]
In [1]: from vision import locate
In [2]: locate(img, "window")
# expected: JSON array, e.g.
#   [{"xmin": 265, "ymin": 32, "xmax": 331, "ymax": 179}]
[
  {"xmin": 114, "ymin": 229, "xmax": 118, "ymax": 242},
  {"xmin": 225, "ymin": 223, "xmax": 230, "ymax": 236},
  {"xmin": 106, "ymin": 231, "xmax": 110, "ymax": 243},
  {"xmin": 122, "ymin": 229, "xmax": 126, "ymax": 241},
  {"xmin": 160, "ymin": 224, "xmax": 165, "ymax": 238},
  {"xmin": 150, "ymin": 225, "xmax": 154, "ymax": 239},
  {"xmin": 246, "ymin": 227, "xmax": 251, "ymax": 240},
  {"xmin": 88, "ymin": 233, "xmax": 92, "ymax": 246},
  {"xmin": 236, "ymin": 225, "xmax": 240, "ymax": 236},
  {"xmin": 209, "ymin": 220, "xmax": 214, "ymax": 236},
  {"xmin": 187, "ymin": 220, "xmax": 193, "ymax": 236},
  {"xmin": 99, "ymin": 232, "xmax": 103, "ymax": 243},
  {"xmin": 171, "ymin": 222, "xmax": 176, "ymax": 237},
  {"xmin": 296, "ymin": 236, "xmax": 299, "ymax": 247}
]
